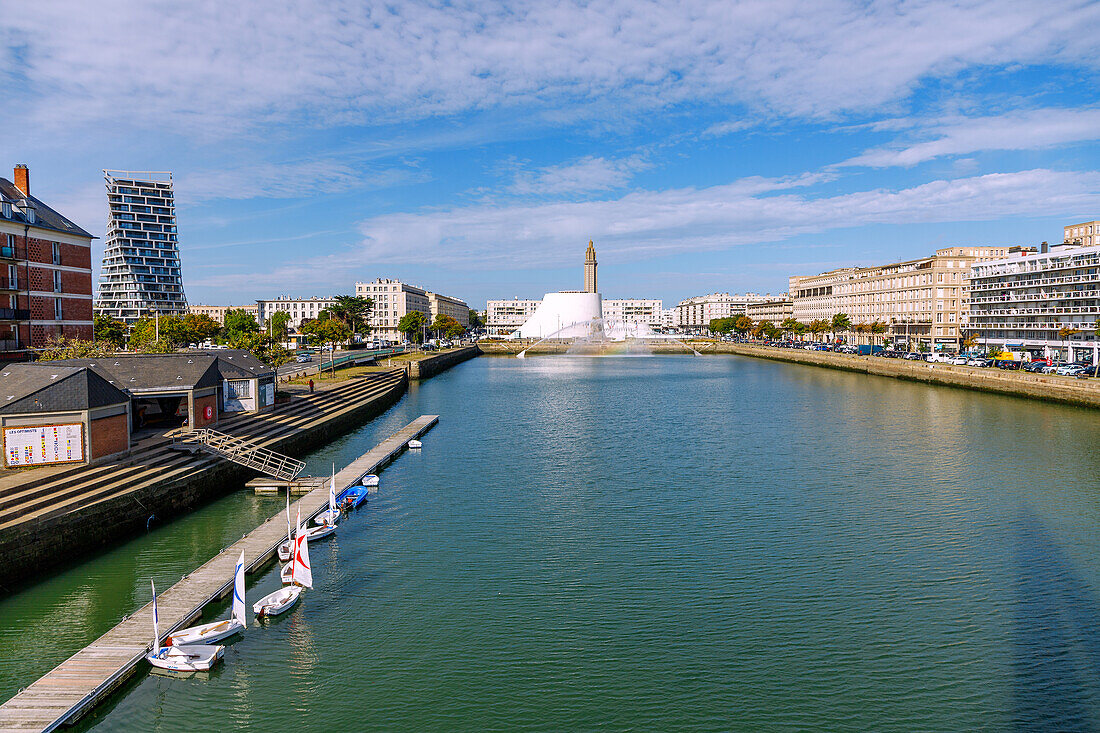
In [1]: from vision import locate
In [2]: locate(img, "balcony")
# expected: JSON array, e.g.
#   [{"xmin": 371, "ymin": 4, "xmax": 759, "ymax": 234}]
[
  {"xmin": 0, "ymin": 339, "xmax": 24, "ymax": 352},
  {"xmin": 0, "ymin": 308, "xmax": 30, "ymax": 321},
  {"xmin": 0, "ymin": 245, "xmax": 17, "ymax": 260}
]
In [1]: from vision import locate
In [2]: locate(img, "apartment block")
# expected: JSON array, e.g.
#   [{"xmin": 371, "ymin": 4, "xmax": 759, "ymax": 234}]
[
  {"xmin": 95, "ymin": 171, "xmax": 186, "ymax": 323},
  {"xmin": 0, "ymin": 165, "xmax": 95, "ymax": 357},
  {"xmin": 602, "ymin": 299, "xmax": 663, "ymax": 329},
  {"xmin": 256, "ymin": 296, "xmax": 335, "ymax": 330},
  {"xmin": 427, "ymin": 291, "xmax": 470, "ymax": 327},
  {"xmin": 745, "ymin": 298, "xmax": 793, "ymax": 324},
  {"xmin": 970, "ymin": 242, "xmax": 1100, "ymax": 360},
  {"xmin": 189, "ymin": 304, "xmax": 259, "ymax": 325},
  {"xmin": 1064, "ymin": 221, "xmax": 1100, "ymax": 247},
  {"xmin": 486, "ymin": 299, "xmax": 541, "ymax": 337},
  {"xmin": 791, "ymin": 247, "xmax": 1019, "ymax": 348},
  {"xmin": 355, "ymin": 278, "xmax": 432, "ymax": 340},
  {"xmin": 675, "ymin": 293, "xmax": 772, "ymax": 330}
]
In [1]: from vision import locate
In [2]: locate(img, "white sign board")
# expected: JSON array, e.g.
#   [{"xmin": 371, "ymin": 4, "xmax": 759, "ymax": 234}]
[
  {"xmin": 263, "ymin": 383, "xmax": 274, "ymax": 407},
  {"xmin": 4, "ymin": 423, "xmax": 85, "ymax": 467}
]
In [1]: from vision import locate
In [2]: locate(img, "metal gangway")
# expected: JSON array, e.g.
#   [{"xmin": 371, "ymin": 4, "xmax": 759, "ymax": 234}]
[{"xmin": 172, "ymin": 428, "xmax": 305, "ymax": 481}]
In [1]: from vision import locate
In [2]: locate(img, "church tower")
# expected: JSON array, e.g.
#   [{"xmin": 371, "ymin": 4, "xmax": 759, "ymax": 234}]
[{"xmin": 584, "ymin": 240, "xmax": 598, "ymax": 293}]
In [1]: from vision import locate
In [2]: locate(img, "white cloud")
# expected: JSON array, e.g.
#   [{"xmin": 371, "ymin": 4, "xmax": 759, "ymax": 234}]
[
  {"xmin": 510, "ymin": 156, "xmax": 649, "ymax": 195},
  {"xmin": 3, "ymin": 1, "xmax": 1098, "ymax": 137},
  {"xmin": 176, "ymin": 160, "xmax": 425, "ymax": 203},
  {"xmin": 843, "ymin": 108, "xmax": 1100, "ymax": 167},
  {"xmin": 342, "ymin": 168, "xmax": 1100, "ymax": 270}
]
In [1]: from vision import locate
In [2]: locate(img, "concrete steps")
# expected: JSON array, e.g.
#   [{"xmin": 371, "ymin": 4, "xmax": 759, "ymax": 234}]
[{"xmin": 0, "ymin": 371, "xmax": 404, "ymax": 533}]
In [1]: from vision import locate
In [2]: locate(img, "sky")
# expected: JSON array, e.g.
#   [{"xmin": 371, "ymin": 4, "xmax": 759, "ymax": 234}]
[{"xmin": 3, "ymin": 0, "xmax": 1100, "ymax": 310}]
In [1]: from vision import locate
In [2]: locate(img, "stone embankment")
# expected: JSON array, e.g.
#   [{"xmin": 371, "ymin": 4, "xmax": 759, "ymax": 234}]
[
  {"xmin": 406, "ymin": 344, "xmax": 481, "ymax": 378},
  {"xmin": 721, "ymin": 344, "xmax": 1100, "ymax": 409}
]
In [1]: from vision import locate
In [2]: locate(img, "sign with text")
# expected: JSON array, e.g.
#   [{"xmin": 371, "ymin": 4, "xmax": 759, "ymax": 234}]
[{"xmin": 4, "ymin": 423, "xmax": 85, "ymax": 467}]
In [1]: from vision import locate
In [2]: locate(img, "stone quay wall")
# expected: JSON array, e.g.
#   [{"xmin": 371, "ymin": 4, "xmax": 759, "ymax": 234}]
[{"xmin": 408, "ymin": 345, "xmax": 481, "ymax": 379}]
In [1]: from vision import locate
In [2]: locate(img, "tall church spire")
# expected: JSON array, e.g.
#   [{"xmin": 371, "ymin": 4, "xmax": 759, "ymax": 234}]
[{"xmin": 584, "ymin": 240, "xmax": 598, "ymax": 293}]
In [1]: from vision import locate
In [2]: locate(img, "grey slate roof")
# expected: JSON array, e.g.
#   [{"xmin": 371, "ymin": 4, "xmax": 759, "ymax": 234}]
[
  {"xmin": 0, "ymin": 178, "xmax": 95, "ymax": 240},
  {"xmin": 192, "ymin": 350, "xmax": 275, "ymax": 380},
  {"xmin": 0, "ymin": 364, "xmax": 129, "ymax": 414},
  {"xmin": 47, "ymin": 354, "xmax": 222, "ymax": 393}
]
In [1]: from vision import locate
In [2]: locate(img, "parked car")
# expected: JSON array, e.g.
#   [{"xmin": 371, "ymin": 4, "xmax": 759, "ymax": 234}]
[
  {"xmin": 1022, "ymin": 361, "xmax": 1045, "ymax": 372},
  {"xmin": 1041, "ymin": 362, "xmax": 1066, "ymax": 374},
  {"xmin": 1056, "ymin": 364, "xmax": 1087, "ymax": 376},
  {"xmin": 295, "ymin": 354, "xmax": 312, "ymax": 363}
]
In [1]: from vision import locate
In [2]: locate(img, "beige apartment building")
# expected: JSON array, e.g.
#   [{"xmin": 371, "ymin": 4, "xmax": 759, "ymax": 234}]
[
  {"xmin": 745, "ymin": 298, "xmax": 793, "ymax": 325},
  {"xmin": 427, "ymin": 291, "xmax": 470, "ymax": 327},
  {"xmin": 1064, "ymin": 221, "xmax": 1100, "ymax": 247},
  {"xmin": 791, "ymin": 247, "xmax": 1023, "ymax": 349},
  {"xmin": 602, "ymin": 298, "xmax": 663, "ymax": 329},
  {"xmin": 189, "ymin": 303, "xmax": 259, "ymax": 325},
  {"xmin": 255, "ymin": 296, "xmax": 334, "ymax": 330},
  {"xmin": 486, "ymin": 299, "xmax": 541, "ymax": 337}
]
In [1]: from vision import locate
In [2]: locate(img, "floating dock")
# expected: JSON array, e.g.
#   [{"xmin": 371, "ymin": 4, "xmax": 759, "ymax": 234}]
[{"xmin": 0, "ymin": 415, "xmax": 439, "ymax": 732}]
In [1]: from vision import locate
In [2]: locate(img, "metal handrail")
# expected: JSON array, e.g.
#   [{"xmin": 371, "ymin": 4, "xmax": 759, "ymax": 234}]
[{"xmin": 176, "ymin": 428, "xmax": 304, "ymax": 481}]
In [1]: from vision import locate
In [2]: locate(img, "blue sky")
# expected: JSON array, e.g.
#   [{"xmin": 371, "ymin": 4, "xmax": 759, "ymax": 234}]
[{"xmin": 3, "ymin": 0, "xmax": 1100, "ymax": 309}]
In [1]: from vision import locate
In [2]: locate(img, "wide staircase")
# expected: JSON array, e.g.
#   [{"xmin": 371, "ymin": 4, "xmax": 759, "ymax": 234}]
[{"xmin": 0, "ymin": 369, "xmax": 406, "ymax": 533}]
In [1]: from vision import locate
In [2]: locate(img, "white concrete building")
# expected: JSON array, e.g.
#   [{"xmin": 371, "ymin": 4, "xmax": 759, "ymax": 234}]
[
  {"xmin": 355, "ymin": 278, "xmax": 431, "ymax": 341},
  {"xmin": 256, "ymin": 296, "xmax": 335, "ymax": 330},
  {"xmin": 511, "ymin": 292, "xmax": 602, "ymax": 339},
  {"xmin": 602, "ymin": 299, "xmax": 663, "ymax": 329},
  {"xmin": 487, "ymin": 298, "xmax": 541, "ymax": 337},
  {"xmin": 970, "ymin": 242, "xmax": 1100, "ymax": 360},
  {"xmin": 675, "ymin": 293, "xmax": 772, "ymax": 330}
]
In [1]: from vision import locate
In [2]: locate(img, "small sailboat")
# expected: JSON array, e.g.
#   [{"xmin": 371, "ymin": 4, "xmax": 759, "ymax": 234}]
[
  {"xmin": 407, "ymin": 440, "xmax": 422, "ymax": 449},
  {"xmin": 278, "ymin": 522, "xmax": 335, "ymax": 561},
  {"xmin": 338, "ymin": 485, "xmax": 369, "ymax": 510},
  {"xmin": 315, "ymin": 464, "xmax": 341, "ymax": 526},
  {"xmin": 146, "ymin": 580, "xmax": 224, "ymax": 672},
  {"xmin": 257, "ymin": 510, "xmax": 312, "ymax": 616},
  {"xmin": 166, "ymin": 552, "xmax": 247, "ymax": 646}
]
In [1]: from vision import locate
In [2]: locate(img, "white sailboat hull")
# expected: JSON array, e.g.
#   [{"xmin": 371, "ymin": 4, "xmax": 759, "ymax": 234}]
[
  {"xmin": 277, "ymin": 522, "xmax": 335, "ymax": 561},
  {"xmin": 314, "ymin": 508, "xmax": 341, "ymax": 526},
  {"xmin": 165, "ymin": 618, "xmax": 245, "ymax": 646},
  {"xmin": 147, "ymin": 644, "xmax": 224, "ymax": 672},
  {"xmin": 253, "ymin": 586, "xmax": 302, "ymax": 617}
]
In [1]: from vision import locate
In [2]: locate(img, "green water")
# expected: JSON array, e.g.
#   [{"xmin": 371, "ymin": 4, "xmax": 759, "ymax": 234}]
[{"xmin": 3, "ymin": 356, "xmax": 1100, "ymax": 731}]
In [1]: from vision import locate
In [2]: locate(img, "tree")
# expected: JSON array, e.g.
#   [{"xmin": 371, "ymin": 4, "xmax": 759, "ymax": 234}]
[
  {"xmin": 93, "ymin": 313, "xmax": 126, "ymax": 348},
  {"xmin": 852, "ymin": 323, "xmax": 869, "ymax": 344},
  {"xmin": 129, "ymin": 315, "xmax": 191, "ymax": 350},
  {"xmin": 781, "ymin": 318, "xmax": 804, "ymax": 341},
  {"xmin": 327, "ymin": 295, "xmax": 373, "ymax": 337},
  {"xmin": 37, "ymin": 335, "xmax": 114, "ymax": 361},
  {"xmin": 807, "ymin": 319, "xmax": 830, "ymax": 342},
  {"xmin": 431, "ymin": 314, "xmax": 464, "ymax": 339},
  {"xmin": 269, "ymin": 310, "xmax": 291, "ymax": 342},
  {"xmin": 398, "ymin": 311, "xmax": 429, "ymax": 343},
  {"xmin": 709, "ymin": 317, "xmax": 736, "ymax": 335},
  {"xmin": 182, "ymin": 313, "xmax": 221, "ymax": 343},
  {"xmin": 870, "ymin": 321, "xmax": 887, "ymax": 347},
  {"xmin": 300, "ymin": 318, "xmax": 350, "ymax": 350},
  {"xmin": 831, "ymin": 313, "xmax": 851, "ymax": 343},
  {"xmin": 1058, "ymin": 326, "xmax": 1080, "ymax": 361},
  {"xmin": 223, "ymin": 308, "xmax": 259, "ymax": 340},
  {"xmin": 757, "ymin": 321, "xmax": 777, "ymax": 340},
  {"xmin": 732, "ymin": 315, "xmax": 755, "ymax": 338},
  {"xmin": 468, "ymin": 310, "xmax": 484, "ymax": 330},
  {"xmin": 962, "ymin": 333, "xmax": 979, "ymax": 352}
]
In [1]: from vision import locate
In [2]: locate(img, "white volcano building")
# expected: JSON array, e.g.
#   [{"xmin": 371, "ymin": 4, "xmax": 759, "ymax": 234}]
[{"xmin": 510, "ymin": 241, "xmax": 605, "ymax": 339}]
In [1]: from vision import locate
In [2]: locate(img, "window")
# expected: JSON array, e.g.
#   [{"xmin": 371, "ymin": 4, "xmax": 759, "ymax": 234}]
[
  {"xmin": 53, "ymin": 270, "xmax": 61, "ymax": 292},
  {"xmin": 7, "ymin": 265, "xmax": 15, "ymax": 289},
  {"xmin": 54, "ymin": 298, "xmax": 63, "ymax": 320}
]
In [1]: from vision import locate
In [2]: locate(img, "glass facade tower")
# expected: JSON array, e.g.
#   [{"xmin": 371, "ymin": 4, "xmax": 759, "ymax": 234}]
[{"xmin": 95, "ymin": 170, "xmax": 187, "ymax": 323}]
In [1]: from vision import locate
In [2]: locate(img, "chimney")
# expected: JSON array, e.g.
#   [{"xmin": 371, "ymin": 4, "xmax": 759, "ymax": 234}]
[
  {"xmin": 1041, "ymin": 241, "xmax": 1049, "ymax": 254},
  {"xmin": 13, "ymin": 164, "xmax": 29, "ymax": 196}
]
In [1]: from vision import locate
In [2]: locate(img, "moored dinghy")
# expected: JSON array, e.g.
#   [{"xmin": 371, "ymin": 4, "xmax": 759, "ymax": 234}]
[
  {"xmin": 253, "ymin": 585, "xmax": 301, "ymax": 618},
  {"xmin": 278, "ymin": 522, "xmax": 335, "ymax": 562},
  {"xmin": 146, "ymin": 580, "xmax": 224, "ymax": 672},
  {"xmin": 361, "ymin": 474, "xmax": 379, "ymax": 487},
  {"xmin": 407, "ymin": 440, "xmax": 422, "ymax": 449},
  {"xmin": 338, "ymin": 485, "xmax": 368, "ymax": 510},
  {"xmin": 166, "ymin": 552, "xmax": 248, "ymax": 646}
]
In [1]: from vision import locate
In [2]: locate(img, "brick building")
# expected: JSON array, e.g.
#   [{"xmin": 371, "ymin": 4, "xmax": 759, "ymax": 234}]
[{"xmin": 0, "ymin": 165, "xmax": 95, "ymax": 359}]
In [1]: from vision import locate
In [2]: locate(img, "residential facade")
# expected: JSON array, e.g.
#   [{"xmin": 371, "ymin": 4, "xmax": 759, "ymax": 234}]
[
  {"xmin": 602, "ymin": 298, "xmax": 663, "ymax": 329},
  {"xmin": 255, "ymin": 296, "xmax": 335, "ymax": 330},
  {"xmin": 1064, "ymin": 221, "xmax": 1100, "ymax": 247},
  {"xmin": 486, "ymin": 298, "xmax": 541, "ymax": 337},
  {"xmin": 355, "ymin": 278, "xmax": 431, "ymax": 340},
  {"xmin": 969, "ymin": 242, "xmax": 1100, "ymax": 360},
  {"xmin": 746, "ymin": 298, "xmax": 794, "ymax": 324},
  {"xmin": 95, "ymin": 170, "xmax": 186, "ymax": 323},
  {"xmin": 189, "ymin": 303, "xmax": 259, "ymax": 325},
  {"xmin": 427, "ymin": 291, "xmax": 470, "ymax": 327},
  {"xmin": 0, "ymin": 165, "xmax": 95, "ymax": 357},
  {"xmin": 675, "ymin": 293, "xmax": 772, "ymax": 330},
  {"xmin": 791, "ymin": 246, "xmax": 1021, "ymax": 349}
]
